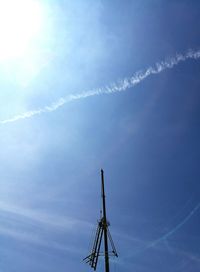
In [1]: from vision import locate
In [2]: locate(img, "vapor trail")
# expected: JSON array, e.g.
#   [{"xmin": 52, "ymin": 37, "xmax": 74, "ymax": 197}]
[
  {"xmin": 127, "ymin": 201, "xmax": 200, "ymax": 258},
  {"xmin": 1, "ymin": 49, "xmax": 200, "ymax": 124}
]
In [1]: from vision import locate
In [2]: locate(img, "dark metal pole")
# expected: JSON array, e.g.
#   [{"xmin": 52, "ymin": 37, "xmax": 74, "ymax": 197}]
[
  {"xmin": 84, "ymin": 170, "xmax": 118, "ymax": 271},
  {"xmin": 101, "ymin": 169, "xmax": 109, "ymax": 272}
]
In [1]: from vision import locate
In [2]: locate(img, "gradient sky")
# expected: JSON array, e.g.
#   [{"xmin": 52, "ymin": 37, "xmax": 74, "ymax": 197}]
[{"xmin": 1, "ymin": 1, "xmax": 200, "ymax": 272}]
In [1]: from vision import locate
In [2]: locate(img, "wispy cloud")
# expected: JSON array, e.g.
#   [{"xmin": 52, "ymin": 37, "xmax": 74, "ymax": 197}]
[
  {"xmin": 0, "ymin": 200, "xmax": 91, "ymax": 231},
  {"xmin": 121, "ymin": 201, "xmax": 200, "ymax": 259},
  {"xmin": 0, "ymin": 200, "xmax": 92, "ymax": 251},
  {"xmin": 0, "ymin": 223, "xmax": 83, "ymax": 255},
  {"xmin": 113, "ymin": 201, "xmax": 200, "ymax": 271},
  {"xmin": 1, "ymin": 49, "xmax": 200, "ymax": 124}
]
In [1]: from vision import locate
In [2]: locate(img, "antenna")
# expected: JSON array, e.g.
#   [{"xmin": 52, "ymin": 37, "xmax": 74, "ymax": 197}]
[{"xmin": 83, "ymin": 169, "xmax": 118, "ymax": 272}]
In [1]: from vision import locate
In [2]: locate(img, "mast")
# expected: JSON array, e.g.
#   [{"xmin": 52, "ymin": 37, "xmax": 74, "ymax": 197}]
[
  {"xmin": 101, "ymin": 169, "xmax": 109, "ymax": 272},
  {"xmin": 83, "ymin": 169, "xmax": 118, "ymax": 272}
]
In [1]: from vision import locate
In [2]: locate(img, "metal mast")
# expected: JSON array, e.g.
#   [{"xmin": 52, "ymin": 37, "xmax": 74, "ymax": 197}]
[
  {"xmin": 83, "ymin": 169, "xmax": 118, "ymax": 272},
  {"xmin": 101, "ymin": 169, "xmax": 109, "ymax": 272}
]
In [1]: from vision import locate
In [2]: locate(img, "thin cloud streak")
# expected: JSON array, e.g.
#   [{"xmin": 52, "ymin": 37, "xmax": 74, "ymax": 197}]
[
  {"xmin": 0, "ymin": 224, "xmax": 83, "ymax": 255},
  {"xmin": 0, "ymin": 201, "xmax": 92, "ymax": 252},
  {"xmin": 123, "ymin": 201, "xmax": 200, "ymax": 259},
  {"xmin": 0, "ymin": 201, "xmax": 92, "ymax": 231},
  {"xmin": 1, "ymin": 49, "xmax": 200, "ymax": 124},
  {"xmin": 114, "ymin": 201, "xmax": 200, "ymax": 269}
]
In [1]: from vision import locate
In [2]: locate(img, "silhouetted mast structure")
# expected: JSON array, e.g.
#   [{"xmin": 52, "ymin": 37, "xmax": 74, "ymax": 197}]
[{"xmin": 84, "ymin": 169, "xmax": 118, "ymax": 272}]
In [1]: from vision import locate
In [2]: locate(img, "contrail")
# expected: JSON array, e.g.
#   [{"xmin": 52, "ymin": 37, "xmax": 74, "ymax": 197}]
[
  {"xmin": 125, "ymin": 201, "xmax": 200, "ymax": 259},
  {"xmin": 1, "ymin": 49, "xmax": 200, "ymax": 124}
]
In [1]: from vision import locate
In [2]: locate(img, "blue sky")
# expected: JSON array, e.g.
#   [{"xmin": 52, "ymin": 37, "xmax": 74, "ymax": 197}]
[{"xmin": 0, "ymin": 1, "xmax": 200, "ymax": 271}]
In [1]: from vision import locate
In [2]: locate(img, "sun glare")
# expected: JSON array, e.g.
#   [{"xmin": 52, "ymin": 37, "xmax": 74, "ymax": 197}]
[{"xmin": 0, "ymin": 0, "xmax": 43, "ymax": 60}]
